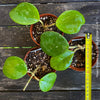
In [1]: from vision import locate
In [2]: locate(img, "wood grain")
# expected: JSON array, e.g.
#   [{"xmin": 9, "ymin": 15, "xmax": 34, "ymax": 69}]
[
  {"xmin": 0, "ymin": 46, "xmax": 99, "ymax": 69},
  {"xmin": 0, "ymin": 2, "xmax": 100, "ymax": 25},
  {"xmin": 0, "ymin": 91, "xmax": 100, "ymax": 100},
  {"xmin": 0, "ymin": 91, "xmax": 86, "ymax": 100},
  {"xmin": 0, "ymin": 49, "xmax": 32, "ymax": 67},
  {"xmin": 0, "ymin": 1, "xmax": 100, "ymax": 98},
  {"xmin": 0, "ymin": 25, "xmax": 99, "ymax": 46},
  {"xmin": 0, "ymin": 25, "xmax": 99, "ymax": 91},
  {"xmin": 0, "ymin": 88, "xmax": 100, "ymax": 100},
  {"xmin": 64, "ymin": 24, "xmax": 97, "ymax": 42},
  {"xmin": 0, "ymin": 0, "xmax": 100, "ymax": 4},
  {"xmin": 0, "ymin": 67, "xmax": 100, "ymax": 91},
  {"xmin": 0, "ymin": 26, "xmax": 36, "ymax": 47}
]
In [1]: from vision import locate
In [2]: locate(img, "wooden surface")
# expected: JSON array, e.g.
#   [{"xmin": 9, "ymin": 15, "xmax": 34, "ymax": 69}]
[
  {"xmin": 1, "ymin": 2, "xmax": 100, "ymax": 25},
  {"xmin": 0, "ymin": 1, "xmax": 100, "ymax": 100},
  {"xmin": 0, "ymin": 0, "xmax": 100, "ymax": 4},
  {"xmin": 0, "ymin": 91, "xmax": 100, "ymax": 100}
]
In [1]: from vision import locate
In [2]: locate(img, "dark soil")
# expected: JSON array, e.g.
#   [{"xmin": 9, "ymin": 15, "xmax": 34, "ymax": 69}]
[
  {"xmin": 25, "ymin": 48, "xmax": 54, "ymax": 79},
  {"xmin": 69, "ymin": 37, "xmax": 98, "ymax": 68},
  {"xmin": 32, "ymin": 15, "xmax": 62, "ymax": 43}
]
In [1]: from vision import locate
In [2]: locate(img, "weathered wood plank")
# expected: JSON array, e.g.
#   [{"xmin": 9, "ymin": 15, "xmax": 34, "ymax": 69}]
[
  {"xmin": 0, "ymin": 70, "xmax": 39, "ymax": 91},
  {"xmin": 0, "ymin": 48, "xmax": 32, "ymax": 68},
  {"xmin": 0, "ymin": 24, "xmax": 99, "ymax": 46},
  {"xmin": 0, "ymin": 46, "xmax": 99, "ymax": 68},
  {"xmin": 0, "ymin": 91, "xmax": 85, "ymax": 100},
  {"xmin": 0, "ymin": 44, "xmax": 99, "ymax": 69},
  {"xmin": 64, "ymin": 24, "xmax": 100, "ymax": 46},
  {"xmin": 0, "ymin": 26, "xmax": 36, "ymax": 47},
  {"xmin": 0, "ymin": 65, "xmax": 100, "ymax": 91},
  {"xmin": 0, "ymin": 0, "xmax": 100, "ymax": 4},
  {"xmin": 0, "ymin": 91, "xmax": 100, "ymax": 100},
  {"xmin": 64, "ymin": 24, "xmax": 97, "ymax": 42},
  {"xmin": 55, "ymin": 68, "xmax": 100, "ymax": 90},
  {"xmin": 0, "ymin": 49, "xmax": 99, "ymax": 91},
  {"xmin": 0, "ymin": 2, "xmax": 100, "ymax": 25}
]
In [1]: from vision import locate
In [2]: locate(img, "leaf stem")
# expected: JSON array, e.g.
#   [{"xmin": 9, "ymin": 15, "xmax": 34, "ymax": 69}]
[
  {"xmin": 23, "ymin": 65, "xmax": 41, "ymax": 91},
  {"xmin": 34, "ymin": 76, "xmax": 40, "ymax": 81},
  {"xmin": 45, "ymin": 23, "xmax": 56, "ymax": 28},
  {"xmin": 69, "ymin": 45, "xmax": 78, "ymax": 49},
  {"xmin": 69, "ymin": 45, "xmax": 85, "ymax": 49},
  {"xmin": 73, "ymin": 48, "xmax": 80, "ymax": 53},
  {"xmin": 27, "ymin": 71, "xmax": 32, "ymax": 74},
  {"xmin": 39, "ymin": 20, "xmax": 44, "ymax": 28},
  {"xmin": 72, "ymin": 45, "xmax": 85, "ymax": 53},
  {"xmin": 23, "ymin": 73, "xmax": 34, "ymax": 91},
  {"xmin": 39, "ymin": 20, "xmax": 56, "ymax": 29}
]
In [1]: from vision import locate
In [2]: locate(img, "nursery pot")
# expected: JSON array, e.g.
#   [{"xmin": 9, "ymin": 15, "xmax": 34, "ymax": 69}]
[
  {"xmin": 69, "ymin": 36, "xmax": 99, "ymax": 71},
  {"xmin": 24, "ymin": 46, "xmax": 55, "ymax": 79},
  {"xmin": 30, "ymin": 13, "xmax": 64, "ymax": 46}
]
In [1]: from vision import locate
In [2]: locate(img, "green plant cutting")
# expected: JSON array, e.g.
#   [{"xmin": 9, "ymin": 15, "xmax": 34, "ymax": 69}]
[
  {"xmin": 2, "ymin": 2, "xmax": 85, "ymax": 92},
  {"xmin": 9, "ymin": 2, "xmax": 85, "ymax": 34}
]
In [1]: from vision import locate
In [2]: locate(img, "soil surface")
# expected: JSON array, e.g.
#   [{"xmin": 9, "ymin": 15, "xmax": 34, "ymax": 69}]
[
  {"xmin": 25, "ymin": 48, "xmax": 54, "ymax": 79},
  {"xmin": 69, "ymin": 37, "xmax": 98, "ymax": 68},
  {"xmin": 32, "ymin": 15, "xmax": 62, "ymax": 43}
]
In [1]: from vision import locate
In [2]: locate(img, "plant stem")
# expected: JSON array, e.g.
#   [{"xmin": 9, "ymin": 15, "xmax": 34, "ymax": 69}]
[
  {"xmin": 73, "ymin": 48, "xmax": 80, "ymax": 53},
  {"xmin": 73, "ymin": 45, "xmax": 85, "ymax": 53},
  {"xmin": 69, "ymin": 45, "xmax": 85, "ymax": 49},
  {"xmin": 34, "ymin": 76, "xmax": 40, "ymax": 81},
  {"xmin": 39, "ymin": 20, "xmax": 44, "ymax": 28},
  {"xmin": 69, "ymin": 45, "xmax": 78, "ymax": 49},
  {"xmin": 23, "ymin": 73, "xmax": 34, "ymax": 91},
  {"xmin": 45, "ymin": 23, "xmax": 56, "ymax": 28},
  {"xmin": 39, "ymin": 20, "xmax": 56, "ymax": 29},
  {"xmin": 23, "ymin": 66, "xmax": 41, "ymax": 91},
  {"xmin": 27, "ymin": 71, "xmax": 32, "ymax": 74}
]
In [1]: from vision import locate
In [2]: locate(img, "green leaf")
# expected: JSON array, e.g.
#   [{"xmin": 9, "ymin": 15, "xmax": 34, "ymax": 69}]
[
  {"xmin": 50, "ymin": 50, "xmax": 74, "ymax": 71},
  {"xmin": 40, "ymin": 31, "xmax": 69, "ymax": 56},
  {"xmin": 9, "ymin": 2, "xmax": 40, "ymax": 25},
  {"xmin": 3, "ymin": 56, "xmax": 27, "ymax": 79},
  {"xmin": 39, "ymin": 72, "xmax": 57, "ymax": 92},
  {"xmin": 56, "ymin": 10, "xmax": 85, "ymax": 34}
]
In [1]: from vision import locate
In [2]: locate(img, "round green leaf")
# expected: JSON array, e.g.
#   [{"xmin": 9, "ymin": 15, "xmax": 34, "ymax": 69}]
[
  {"xmin": 50, "ymin": 50, "xmax": 74, "ymax": 71},
  {"xmin": 9, "ymin": 2, "xmax": 40, "ymax": 25},
  {"xmin": 40, "ymin": 31, "xmax": 69, "ymax": 56},
  {"xmin": 3, "ymin": 56, "xmax": 27, "ymax": 79},
  {"xmin": 39, "ymin": 72, "xmax": 57, "ymax": 92},
  {"xmin": 56, "ymin": 10, "xmax": 85, "ymax": 34}
]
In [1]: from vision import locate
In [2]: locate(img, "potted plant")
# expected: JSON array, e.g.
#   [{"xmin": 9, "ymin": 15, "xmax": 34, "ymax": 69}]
[
  {"xmin": 3, "ymin": 31, "xmax": 75, "ymax": 92},
  {"xmin": 30, "ymin": 13, "xmax": 63, "ymax": 45},
  {"xmin": 24, "ymin": 46, "xmax": 56, "ymax": 80},
  {"xmin": 69, "ymin": 36, "xmax": 99, "ymax": 71},
  {"xmin": 9, "ymin": 2, "xmax": 85, "ymax": 45}
]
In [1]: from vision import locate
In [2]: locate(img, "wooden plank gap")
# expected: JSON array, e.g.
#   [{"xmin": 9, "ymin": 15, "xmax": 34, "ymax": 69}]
[
  {"xmin": 0, "ymin": 4, "xmax": 17, "ymax": 6},
  {"xmin": 1, "ymin": 89, "xmax": 100, "ymax": 93},
  {"xmin": 1, "ymin": 2, "xmax": 50, "ymax": 6},
  {"xmin": 0, "ymin": 89, "xmax": 85, "ymax": 93},
  {"xmin": 1, "ymin": 24, "xmax": 100, "ymax": 27},
  {"xmin": 0, "ymin": 2, "xmax": 99, "ymax": 7}
]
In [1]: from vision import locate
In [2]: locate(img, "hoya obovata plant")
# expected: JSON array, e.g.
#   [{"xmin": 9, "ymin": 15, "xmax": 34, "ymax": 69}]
[
  {"xmin": 3, "ymin": 2, "xmax": 85, "ymax": 92},
  {"xmin": 9, "ymin": 2, "xmax": 85, "ymax": 34}
]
